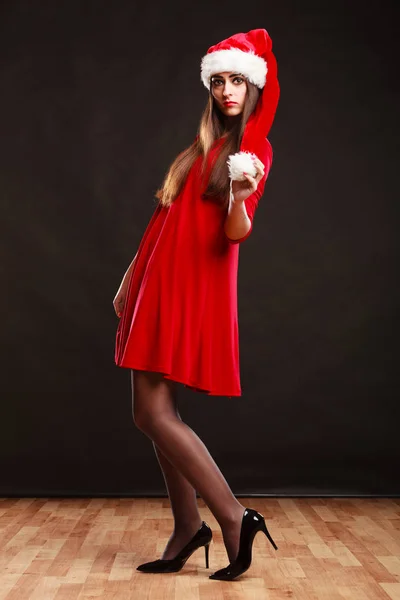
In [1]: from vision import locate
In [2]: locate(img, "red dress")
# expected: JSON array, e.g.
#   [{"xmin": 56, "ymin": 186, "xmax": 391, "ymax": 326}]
[{"xmin": 115, "ymin": 136, "xmax": 273, "ymax": 397}]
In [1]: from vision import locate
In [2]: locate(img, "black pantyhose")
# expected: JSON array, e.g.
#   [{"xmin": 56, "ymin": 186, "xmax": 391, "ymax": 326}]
[{"xmin": 130, "ymin": 369, "xmax": 245, "ymax": 563}]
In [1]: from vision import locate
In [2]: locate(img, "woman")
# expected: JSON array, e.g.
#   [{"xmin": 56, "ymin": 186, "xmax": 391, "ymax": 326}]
[{"xmin": 113, "ymin": 29, "xmax": 280, "ymax": 581}]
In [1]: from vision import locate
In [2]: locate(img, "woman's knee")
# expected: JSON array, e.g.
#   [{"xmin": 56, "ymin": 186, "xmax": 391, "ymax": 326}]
[{"xmin": 130, "ymin": 369, "xmax": 177, "ymax": 431}]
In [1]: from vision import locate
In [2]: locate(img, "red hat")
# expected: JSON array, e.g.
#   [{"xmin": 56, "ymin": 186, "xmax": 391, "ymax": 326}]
[
  {"xmin": 201, "ymin": 28, "xmax": 279, "ymax": 140},
  {"xmin": 200, "ymin": 29, "xmax": 280, "ymax": 185}
]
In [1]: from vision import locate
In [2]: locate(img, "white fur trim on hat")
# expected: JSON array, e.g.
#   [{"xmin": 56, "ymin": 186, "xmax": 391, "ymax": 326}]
[
  {"xmin": 201, "ymin": 48, "xmax": 267, "ymax": 89},
  {"xmin": 227, "ymin": 151, "xmax": 259, "ymax": 181}
]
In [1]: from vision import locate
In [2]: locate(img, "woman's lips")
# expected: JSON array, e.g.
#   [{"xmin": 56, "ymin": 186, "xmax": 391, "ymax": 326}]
[{"xmin": 224, "ymin": 102, "xmax": 237, "ymax": 106}]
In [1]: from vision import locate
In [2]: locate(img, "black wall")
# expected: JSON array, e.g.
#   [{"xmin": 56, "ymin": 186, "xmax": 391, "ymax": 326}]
[{"xmin": 1, "ymin": 0, "xmax": 398, "ymax": 496}]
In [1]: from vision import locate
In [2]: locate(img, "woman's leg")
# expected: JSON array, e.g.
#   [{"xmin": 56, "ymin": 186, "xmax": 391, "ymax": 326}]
[
  {"xmin": 131, "ymin": 369, "xmax": 245, "ymax": 563},
  {"xmin": 131, "ymin": 370, "xmax": 203, "ymax": 560},
  {"xmin": 152, "ymin": 441, "xmax": 203, "ymax": 559}
]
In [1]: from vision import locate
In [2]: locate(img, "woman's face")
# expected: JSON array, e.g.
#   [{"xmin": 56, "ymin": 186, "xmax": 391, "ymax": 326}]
[{"xmin": 210, "ymin": 71, "xmax": 247, "ymax": 117}]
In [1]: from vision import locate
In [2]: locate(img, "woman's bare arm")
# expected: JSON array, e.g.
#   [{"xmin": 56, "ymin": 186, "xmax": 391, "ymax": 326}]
[
  {"xmin": 224, "ymin": 196, "xmax": 252, "ymax": 241},
  {"xmin": 120, "ymin": 251, "xmax": 138, "ymax": 289}
]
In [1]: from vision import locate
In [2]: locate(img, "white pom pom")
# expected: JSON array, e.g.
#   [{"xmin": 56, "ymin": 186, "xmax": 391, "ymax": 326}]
[{"xmin": 227, "ymin": 151, "xmax": 258, "ymax": 181}]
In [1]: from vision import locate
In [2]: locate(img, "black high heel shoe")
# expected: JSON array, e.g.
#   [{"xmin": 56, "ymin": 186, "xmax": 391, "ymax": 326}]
[
  {"xmin": 136, "ymin": 521, "xmax": 212, "ymax": 573},
  {"xmin": 209, "ymin": 507, "xmax": 278, "ymax": 581}
]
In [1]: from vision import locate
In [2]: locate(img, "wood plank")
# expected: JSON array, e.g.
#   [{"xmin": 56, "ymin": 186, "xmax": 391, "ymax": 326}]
[{"xmin": 0, "ymin": 497, "xmax": 398, "ymax": 599}]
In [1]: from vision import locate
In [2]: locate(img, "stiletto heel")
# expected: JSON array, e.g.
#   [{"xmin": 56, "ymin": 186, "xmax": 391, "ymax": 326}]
[
  {"xmin": 209, "ymin": 507, "xmax": 277, "ymax": 581},
  {"xmin": 260, "ymin": 518, "xmax": 278, "ymax": 550},
  {"xmin": 204, "ymin": 541, "xmax": 211, "ymax": 568},
  {"xmin": 136, "ymin": 521, "xmax": 212, "ymax": 573}
]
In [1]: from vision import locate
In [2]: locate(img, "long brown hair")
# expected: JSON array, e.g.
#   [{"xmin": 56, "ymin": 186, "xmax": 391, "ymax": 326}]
[{"xmin": 155, "ymin": 80, "xmax": 261, "ymax": 210}]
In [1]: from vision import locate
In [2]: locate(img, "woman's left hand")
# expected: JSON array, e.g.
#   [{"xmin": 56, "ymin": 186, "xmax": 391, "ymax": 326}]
[{"xmin": 231, "ymin": 156, "xmax": 265, "ymax": 204}]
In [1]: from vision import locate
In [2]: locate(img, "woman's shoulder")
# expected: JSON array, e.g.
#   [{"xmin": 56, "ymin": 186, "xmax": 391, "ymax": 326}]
[
  {"xmin": 241, "ymin": 136, "xmax": 273, "ymax": 165},
  {"xmin": 255, "ymin": 136, "xmax": 273, "ymax": 155},
  {"xmin": 262, "ymin": 137, "xmax": 273, "ymax": 162}
]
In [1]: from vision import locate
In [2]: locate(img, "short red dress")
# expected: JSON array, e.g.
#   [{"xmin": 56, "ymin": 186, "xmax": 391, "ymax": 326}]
[{"xmin": 115, "ymin": 136, "xmax": 273, "ymax": 397}]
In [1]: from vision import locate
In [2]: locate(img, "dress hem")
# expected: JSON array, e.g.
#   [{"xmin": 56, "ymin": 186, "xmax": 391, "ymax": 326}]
[{"xmin": 115, "ymin": 361, "xmax": 241, "ymax": 398}]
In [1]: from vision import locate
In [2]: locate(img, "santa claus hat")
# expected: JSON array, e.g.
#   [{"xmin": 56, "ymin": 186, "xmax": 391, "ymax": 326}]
[
  {"xmin": 201, "ymin": 29, "xmax": 269, "ymax": 90},
  {"xmin": 200, "ymin": 29, "xmax": 280, "ymax": 186}
]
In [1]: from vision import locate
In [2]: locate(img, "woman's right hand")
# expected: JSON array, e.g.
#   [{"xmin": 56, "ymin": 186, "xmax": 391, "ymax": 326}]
[
  {"xmin": 114, "ymin": 252, "xmax": 137, "ymax": 318},
  {"xmin": 113, "ymin": 284, "xmax": 128, "ymax": 318}
]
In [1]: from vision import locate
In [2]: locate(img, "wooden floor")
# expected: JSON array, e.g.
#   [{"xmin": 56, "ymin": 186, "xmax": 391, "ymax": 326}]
[{"xmin": 0, "ymin": 497, "xmax": 399, "ymax": 599}]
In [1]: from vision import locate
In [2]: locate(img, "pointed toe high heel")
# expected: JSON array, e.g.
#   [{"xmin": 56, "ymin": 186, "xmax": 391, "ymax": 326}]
[
  {"xmin": 136, "ymin": 521, "xmax": 212, "ymax": 573},
  {"xmin": 209, "ymin": 507, "xmax": 278, "ymax": 581}
]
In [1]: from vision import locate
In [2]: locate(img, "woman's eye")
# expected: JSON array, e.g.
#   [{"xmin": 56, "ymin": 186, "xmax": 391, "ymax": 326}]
[{"xmin": 211, "ymin": 76, "xmax": 244, "ymax": 86}]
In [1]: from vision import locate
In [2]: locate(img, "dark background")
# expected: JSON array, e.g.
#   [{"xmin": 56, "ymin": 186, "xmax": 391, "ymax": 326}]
[{"xmin": 1, "ymin": 0, "xmax": 398, "ymax": 496}]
